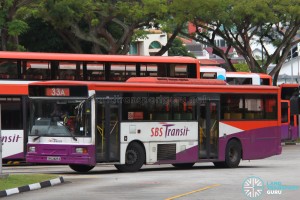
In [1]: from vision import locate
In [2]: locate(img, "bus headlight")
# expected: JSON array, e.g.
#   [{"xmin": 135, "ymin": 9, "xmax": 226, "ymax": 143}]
[
  {"xmin": 75, "ymin": 147, "xmax": 88, "ymax": 154},
  {"xmin": 28, "ymin": 146, "xmax": 36, "ymax": 153}
]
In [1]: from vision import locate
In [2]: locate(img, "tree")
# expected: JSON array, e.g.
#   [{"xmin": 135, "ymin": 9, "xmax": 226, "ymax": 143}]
[
  {"xmin": 32, "ymin": 0, "xmax": 168, "ymax": 54},
  {"xmin": 19, "ymin": 17, "xmax": 73, "ymax": 52},
  {"xmin": 0, "ymin": 0, "xmax": 34, "ymax": 51},
  {"xmin": 169, "ymin": 0, "xmax": 300, "ymax": 83},
  {"xmin": 168, "ymin": 37, "xmax": 195, "ymax": 57}
]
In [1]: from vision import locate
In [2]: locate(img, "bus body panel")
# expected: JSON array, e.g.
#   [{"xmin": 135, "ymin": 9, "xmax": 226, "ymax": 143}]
[
  {"xmin": 26, "ymin": 144, "xmax": 96, "ymax": 165},
  {"xmin": 0, "ymin": 51, "xmax": 200, "ymax": 81},
  {"xmin": 120, "ymin": 122, "xmax": 198, "ymax": 164},
  {"xmin": 219, "ymin": 126, "xmax": 282, "ymax": 161},
  {"xmin": 1, "ymin": 130, "xmax": 24, "ymax": 159},
  {"xmin": 200, "ymin": 66, "xmax": 226, "ymax": 80},
  {"xmin": 152, "ymin": 122, "xmax": 281, "ymax": 165},
  {"xmin": 0, "ymin": 82, "xmax": 32, "ymax": 161},
  {"xmin": 26, "ymin": 137, "xmax": 95, "ymax": 165},
  {"xmin": 281, "ymin": 124, "xmax": 299, "ymax": 140}
]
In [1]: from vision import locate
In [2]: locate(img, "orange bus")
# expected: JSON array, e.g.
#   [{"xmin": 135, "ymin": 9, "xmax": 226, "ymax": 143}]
[
  {"xmin": 26, "ymin": 77, "xmax": 282, "ymax": 172},
  {"xmin": 0, "ymin": 51, "xmax": 200, "ymax": 81},
  {"xmin": 198, "ymin": 66, "xmax": 272, "ymax": 85},
  {"xmin": 0, "ymin": 51, "xmax": 201, "ymax": 163},
  {"xmin": 226, "ymin": 72, "xmax": 272, "ymax": 85},
  {"xmin": 280, "ymin": 83, "xmax": 300, "ymax": 141},
  {"xmin": 0, "ymin": 81, "xmax": 32, "ymax": 161}
]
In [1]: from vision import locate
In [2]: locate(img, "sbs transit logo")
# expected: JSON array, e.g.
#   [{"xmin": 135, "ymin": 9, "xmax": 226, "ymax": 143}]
[{"xmin": 242, "ymin": 176, "xmax": 264, "ymax": 199}]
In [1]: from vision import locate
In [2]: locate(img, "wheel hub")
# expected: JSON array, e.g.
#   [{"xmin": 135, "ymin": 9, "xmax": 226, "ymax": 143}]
[
  {"xmin": 126, "ymin": 149, "xmax": 138, "ymax": 165},
  {"xmin": 229, "ymin": 148, "xmax": 238, "ymax": 162}
]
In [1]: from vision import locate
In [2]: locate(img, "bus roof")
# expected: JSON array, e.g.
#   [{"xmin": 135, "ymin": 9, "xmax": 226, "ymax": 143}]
[
  {"xmin": 126, "ymin": 77, "xmax": 227, "ymax": 85},
  {"xmin": 200, "ymin": 66, "xmax": 225, "ymax": 70},
  {"xmin": 226, "ymin": 72, "xmax": 271, "ymax": 78},
  {"xmin": 226, "ymin": 72, "xmax": 260, "ymax": 78},
  {"xmin": 0, "ymin": 51, "xmax": 198, "ymax": 64},
  {"xmin": 279, "ymin": 83, "xmax": 300, "ymax": 88},
  {"xmin": 0, "ymin": 81, "xmax": 32, "ymax": 95},
  {"xmin": 28, "ymin": 79, "xmax": 279, "ymax": 94}
]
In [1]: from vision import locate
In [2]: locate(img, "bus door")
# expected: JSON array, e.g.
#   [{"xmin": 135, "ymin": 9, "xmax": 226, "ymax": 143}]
[
  {"xmin": 198, "ymin": 98, "xmax": 219, "ymax": 159},
  {"xmin": 281, "ymin": 100, "xmax": 291, "ymax": 140},
  {"xmin": 95, "ymin": 94, "xmax": 121, "ymax": 162},
  {"xmin": 290, "ymin": 95, "xmax": 300, "ymax": 140}
]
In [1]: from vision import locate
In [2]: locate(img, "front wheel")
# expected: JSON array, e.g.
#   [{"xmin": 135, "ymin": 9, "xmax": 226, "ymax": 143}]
[
  {"xmin": 69, "ymin": 164, "xmax": 95, "ymax": 173},
  {"xmin": 115, "ymin": 142, "xmax": 145, "ymax": 172}
]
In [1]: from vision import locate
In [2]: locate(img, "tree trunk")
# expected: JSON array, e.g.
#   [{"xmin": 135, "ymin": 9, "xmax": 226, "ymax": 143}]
[
  {"xmin": 1, "ymin": 29, "xmax": 8, "ymax": 51},
  {"xmin": 212, "ymin": 48, "xmax": 236, "ymax": 71},
  {"xmin": 155, "ymin": 26, "xmax": 181, "ymax": 56},
  {"xmin": 269, "ymin": 43, "xmax": 292, "ymax": 77},
  {"xmin": 272, "ymin": 69, "xmax": 280, "ymax": 86},
  {"xmin": 57, "ymin": 30, "xmax": 83, "ymax": 53}
]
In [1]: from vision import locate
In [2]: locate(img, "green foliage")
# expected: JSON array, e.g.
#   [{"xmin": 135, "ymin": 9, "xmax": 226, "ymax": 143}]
[
  {"xmin": 233, "ymin": 63, "xmax": 250, "ymax": 72},
  {"xmin": 0, "ymin": 0, "xmax": 14, "ymax": 27},
  {"xmin": 168, "ymin": 38, "xmax": 195, "ymax": 57},
  {"xmin": 168, "ymin": 0, "xmax": 300, "ymax": 76},
  {"xmin": 32, "ymin": 0, "xmax": 168, "ymax": 54},
  {"xmin": 132, "ymin": 29, "xmax": 149, "ymax": 41},
  {"xmin": 19, "ymin": 17, "xmax": 72, "ymax": 52},
  {"xmin": 8, "ymin": 19, "xmax": 29, "ymax": 36}
]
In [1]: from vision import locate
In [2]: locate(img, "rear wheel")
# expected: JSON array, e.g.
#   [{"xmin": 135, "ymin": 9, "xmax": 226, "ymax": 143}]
[
  {"xmin": 115, "ymin": 142, "xmax": 145, "ymax": 172},
  {"xmin": 213, "ymin": 139, "xmax": 242, "ymax": 168},
  {"xmin": 172, "ymin": 163, "xmax": 195, "ymax": 169},
  {"xmin": 69, "ymin": 164, "xmax": 95, "ymax": 173},
  {"xmin": 225, "ymin": 139, "xmax": 241, "ymax": 168}
]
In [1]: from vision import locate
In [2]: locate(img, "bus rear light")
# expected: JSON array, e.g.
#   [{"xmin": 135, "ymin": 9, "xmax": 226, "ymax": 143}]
[
  {"xmin": 28, "ymin": 146, "xmax": 36, "ymax": 153},
  {"xmin": 75, "ymin": 147, "xmax": 88, "ymax": 154}
]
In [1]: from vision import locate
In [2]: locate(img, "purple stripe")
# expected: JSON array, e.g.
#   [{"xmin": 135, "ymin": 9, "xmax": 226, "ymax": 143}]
[
  {"xmin": 3, "ymin": 152, "xmax": 25, "ymax": 160},
  {"xmin": 281, "ymin": 124, "xmax": 299, "ymax": 140},
  {"xmin": 26, "ymin": 144, "xmax": 96, "ymax": 165},
  {"xmin": 291, "ymin": 126, "xmax": 299, "ymax": 140},
  {"xmin": 226, "ymin": 126, "xmax": 282, "ymax": 160},
  {"xmin": 155, "ymin": 126, "xmax": 282, "ymax": 164}
]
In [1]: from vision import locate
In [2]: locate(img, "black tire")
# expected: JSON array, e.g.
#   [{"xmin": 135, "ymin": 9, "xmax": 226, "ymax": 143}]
[
  {"xmin": 115, "ymin": 142, "xmax": 145, "ymax": 172},
  {"xmin": 224, "ymin": 139, "xmax": 242, "ymax": 168},
  {"xmin": 172, "ymin": 163, "xmax": 195, "ymax": 169},
  {"xmin": 69, "ymin": 164, "xmax": 95, "ymax": 173}
]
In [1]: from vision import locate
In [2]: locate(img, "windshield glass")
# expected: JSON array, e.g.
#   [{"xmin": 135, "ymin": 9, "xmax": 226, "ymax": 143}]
[{"xmin": 29, "ymin": 99, "xmax": 91, "ymax": 137}]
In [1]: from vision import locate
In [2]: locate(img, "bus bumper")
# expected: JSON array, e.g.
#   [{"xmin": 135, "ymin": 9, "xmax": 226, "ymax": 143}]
[{"xmin": 26, "ymin": 144, "xmax": 96, "ymax": 166}]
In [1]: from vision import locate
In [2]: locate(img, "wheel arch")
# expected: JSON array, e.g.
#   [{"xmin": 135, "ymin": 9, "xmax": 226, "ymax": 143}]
[{"xmin": 127, "ymin": 140, "xmax": 146, "ymax": 164}]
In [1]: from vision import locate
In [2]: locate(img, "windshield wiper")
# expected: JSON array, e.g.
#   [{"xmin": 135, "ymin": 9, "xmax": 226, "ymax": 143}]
[
  {"xmin": 33, "ymin": 136, "xmax": 41, "ymax": 141},
  {"xmin": 71, "ymin": 134, "xmax": 77, "ymax": 141}
]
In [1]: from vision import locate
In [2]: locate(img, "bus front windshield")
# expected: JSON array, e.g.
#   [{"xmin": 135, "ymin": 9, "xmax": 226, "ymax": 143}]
[{"xmin": 29, "ymin": 99, "xmax": 91, "ymax": 138}]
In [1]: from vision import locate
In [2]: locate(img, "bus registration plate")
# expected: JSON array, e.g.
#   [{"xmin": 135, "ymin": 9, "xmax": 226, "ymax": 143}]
[{"xmin": 47, "ymin": 156, "xmax": 61, "ymax": 161}]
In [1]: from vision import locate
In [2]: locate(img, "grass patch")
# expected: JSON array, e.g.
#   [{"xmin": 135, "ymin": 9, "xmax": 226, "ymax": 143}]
[{"xmin": 0, "ymin": 174, "xmax": 58, "ymax": 191}]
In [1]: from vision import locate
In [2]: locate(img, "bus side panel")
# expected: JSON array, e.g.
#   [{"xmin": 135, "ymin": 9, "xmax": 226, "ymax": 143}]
[
  {"xmin": 120, "ymin": 122, "xmax": 198, "ymax": 164},
  {"xmin": 281, "ymin": 124, "xmax": 290, "ymax": 140},
  {"xmin": 291, "ymin": 126, "xmax": 299, "ymax": 140},
  {"xmin": 218, "ymin": 125, "xmax": 282, "ymax": 161},
  {"xmin": 1, "ymin": 130, "xmax": 24, "ymax": 160}
]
